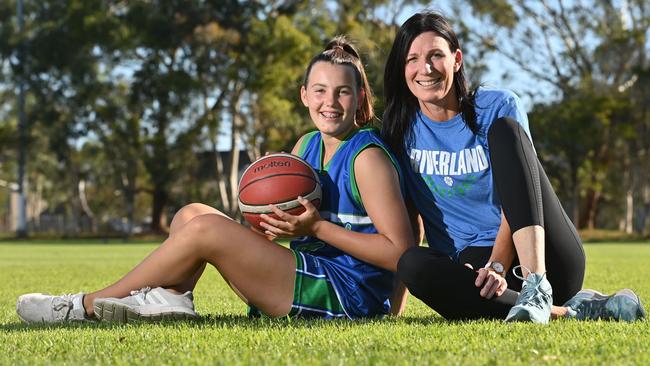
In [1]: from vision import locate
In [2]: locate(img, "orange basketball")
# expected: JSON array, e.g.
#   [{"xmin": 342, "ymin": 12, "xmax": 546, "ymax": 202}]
[{"xmin": 238, "ymin": 153, "xmax": 321, "ymax": 231}]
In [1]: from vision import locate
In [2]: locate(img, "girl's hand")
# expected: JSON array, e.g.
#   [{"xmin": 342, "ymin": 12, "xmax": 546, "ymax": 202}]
[
  {"xmin": 465, "ymin": 264, "xmax": 508, "ymax": 299},
  {"xmin": 259, "ymin": 196, "xmax": 323, "ymax": 238},
  {"xmin": 249, "ymin": 225, "xmax": 277, "ymax": 241}
]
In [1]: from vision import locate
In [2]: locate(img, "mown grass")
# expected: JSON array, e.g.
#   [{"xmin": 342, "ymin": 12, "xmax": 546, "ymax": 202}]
[{"xmin": 1, "ymin": 241, "xmax": 648, "ymax": 365}]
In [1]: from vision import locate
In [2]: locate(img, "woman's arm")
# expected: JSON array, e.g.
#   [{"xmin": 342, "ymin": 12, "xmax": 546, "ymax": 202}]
[
  {"xmin": 488, "ymin": 211, "xmax": 516, "ymax": 273},
  {"xmin": 261, "ymin": 146, "xmax": 415, "ymax": 272},
  {"xmin": 472, "ymin": 211, "xmax": 515, "ymax": 298},
  {"xmin": 389, "ymin": 278, "xmax": 408, "ymax": 316}
]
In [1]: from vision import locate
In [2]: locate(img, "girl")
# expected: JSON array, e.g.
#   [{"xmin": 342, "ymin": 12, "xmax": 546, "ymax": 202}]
[{"xmin": 16, "ymin": 36, "xmax": 414, "ymax": 323}]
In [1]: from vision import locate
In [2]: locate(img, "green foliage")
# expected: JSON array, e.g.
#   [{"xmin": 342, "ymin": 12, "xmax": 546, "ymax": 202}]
[
  {"xmin": 1, "ymin": 0, "xmax": 649, "ymax": 235},
  {"xmin": 456, "ymin": 0, "xmax": 649, "ymax": 232},
  {"xmin": 0, "ymin": 241, "xmax": 649, "ymax": 364},
  {"xmin": 467, "ymin": 0, "xmax": 518, "ymax": 28}
]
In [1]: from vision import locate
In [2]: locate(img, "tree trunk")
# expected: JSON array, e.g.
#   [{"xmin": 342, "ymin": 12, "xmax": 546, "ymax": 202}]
[
  {"xmin": 641, "ymin": 184, "xmax": 650, "ymax": 235},
  {"xmin": 228, "ymin": 111, "xmax": 241, "ymax": 219},
  {"xmin": 78, "ymin": 180, "xmax": 97, "ymax": 233},
  {"xmin": 620, "ymin": 150, "xmax": 634, "ymax": 233},
  {"xmin": 215, "ymin": 147, "xmax": 230, "ymax": 213},
  {"xmin": 150, "ymin": 187, "xmax": 169, "ymax": 234},
  {"xmin": 226, "ymin": 87, "xmax": 244, "ymax": 219},
  {"xmin": 624, "ymin": 189, "xmax": 633, "ymax": 234}
]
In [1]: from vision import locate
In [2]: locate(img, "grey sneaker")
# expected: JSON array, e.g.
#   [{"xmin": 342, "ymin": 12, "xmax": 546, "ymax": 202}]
[
  {"xmin": 504, "ymin": 268, "xmax": 553, "ymax": 324},
  {"xmin": 563, "ymin": 289, "xmax": 646, "ymax": 322},
  {"xmin": 93, "ymin": 287, "xmax": 198, "ymax": 323},
  {"xmin": 16, "ymin": 292, "xmax": 89, "ymax": 323}
]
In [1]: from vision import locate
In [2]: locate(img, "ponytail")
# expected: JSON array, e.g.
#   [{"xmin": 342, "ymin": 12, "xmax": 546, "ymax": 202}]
[{"xmin": 303, "ymin": 36, "xmax": 375, "ymax": 126}]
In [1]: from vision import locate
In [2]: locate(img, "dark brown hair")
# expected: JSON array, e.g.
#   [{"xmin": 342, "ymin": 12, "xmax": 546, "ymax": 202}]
[{"xmin": 382, "ymin": 12, "xmax": 477, "ymax": 155}]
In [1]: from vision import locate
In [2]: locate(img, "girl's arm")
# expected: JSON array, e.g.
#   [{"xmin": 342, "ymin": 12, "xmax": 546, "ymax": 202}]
[
  {"xmin": 389, "ymin": 198, "xmax": 423, "ymax": 315},
  {"xmin": 261, "ymin": 146, "xmax": 414, "ymax": 272}
]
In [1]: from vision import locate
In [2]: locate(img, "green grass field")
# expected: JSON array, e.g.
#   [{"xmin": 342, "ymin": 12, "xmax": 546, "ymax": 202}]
[{"xmin": 1, "ymin": 241, "xmax": 648, "ymax": 365}]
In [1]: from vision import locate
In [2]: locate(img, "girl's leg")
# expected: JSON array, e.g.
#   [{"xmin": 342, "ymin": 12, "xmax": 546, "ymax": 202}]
[
  {"xmin": 488, "ymin": 117, "xmax": 585, "ymax": 304},
  {"xmin": 81, "ymin": 203, "xmax": 218, "ymax": 313},
  {"xmin": 164, "ymin": 203, "xmax": 231, "ymax": 294},
  {"xmin": 83, "ymin": 211, "xmax": 296, "ymax": 317}
]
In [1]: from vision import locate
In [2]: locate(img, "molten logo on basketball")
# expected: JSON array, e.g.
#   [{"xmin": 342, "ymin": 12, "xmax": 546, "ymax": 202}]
[{"xmin": 253, "ymin": 161, "xmax": 290, "ymax": 173}]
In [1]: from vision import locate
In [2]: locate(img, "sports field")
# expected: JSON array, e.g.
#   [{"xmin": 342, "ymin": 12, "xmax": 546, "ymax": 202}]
[{"xmin": 1, "ymin": 241, "xmax": 648, "ymax": 365}]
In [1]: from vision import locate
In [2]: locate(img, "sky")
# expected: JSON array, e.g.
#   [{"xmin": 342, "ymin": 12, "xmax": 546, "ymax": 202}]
[{"xmin": 217, "ymin": 2, "xmax": 544, "ymax": 151}]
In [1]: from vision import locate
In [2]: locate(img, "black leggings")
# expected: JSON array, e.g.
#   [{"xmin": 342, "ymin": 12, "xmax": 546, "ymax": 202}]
[{"xmin": 397, "ymin": 117, "xmax": 586, "ymax": 320}]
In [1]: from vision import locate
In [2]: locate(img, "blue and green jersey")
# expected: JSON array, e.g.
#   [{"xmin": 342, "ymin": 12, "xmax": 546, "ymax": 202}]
[{"xmin": 291, "ymin": 127, "xmax": 403, "ymax": 318}]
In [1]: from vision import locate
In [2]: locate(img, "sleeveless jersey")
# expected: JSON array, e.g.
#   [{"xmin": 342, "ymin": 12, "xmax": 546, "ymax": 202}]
[
  {"xmin": 292, "ymin": 127, "xmax": 403, "ymax": 318},
  {"xmin": 400, "ymin": 88, "xmax": 532, "ymax": 260}
]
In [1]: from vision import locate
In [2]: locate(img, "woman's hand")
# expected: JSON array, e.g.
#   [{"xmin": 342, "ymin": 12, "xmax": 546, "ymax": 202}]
[
  {"xmin": 259, "ymin": 196, "xmax": 323, "ymax": 238},
  {"xmin": 466, "ymin": 264, "xmax": 508, "ymax": 299}
]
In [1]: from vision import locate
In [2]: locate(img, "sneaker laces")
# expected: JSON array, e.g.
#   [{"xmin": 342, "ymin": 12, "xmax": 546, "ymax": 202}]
[
  {"xmin": 511, "ymin": 264, "xmax": 529, "ymax": 281},
  {"xmin": 52, "ymin": 294, "xmax": 76, "ymax": 320},
  {"xmin": 130, "ymin": 287, "xmax": 152, "ymax": 300},
  {"xmin": 574, "ymin": 297, "xmax": 610, "ymax": 319},
  {"xmin": 512, "ymin": 265, "xmax": 550, "ymax": 310}
]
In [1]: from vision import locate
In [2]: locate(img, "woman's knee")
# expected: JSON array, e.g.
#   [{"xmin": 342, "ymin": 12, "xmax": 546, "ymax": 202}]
[
  {"xmin": 487, "ymin": 117, "xmax": 522, "ymax": 146},
  {"xmin": 397, "ymin": 247, "xmax": 436, "ymax": 287}
]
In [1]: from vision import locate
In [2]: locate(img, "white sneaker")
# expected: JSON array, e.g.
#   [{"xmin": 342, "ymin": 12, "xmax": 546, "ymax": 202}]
[
  {"xmin": 16, "ymin": 292, "xmax": 89, "ymax": 323},
  {"xmin": 93, "ymin": 287, "xmax": 198, "ymax": 323}
]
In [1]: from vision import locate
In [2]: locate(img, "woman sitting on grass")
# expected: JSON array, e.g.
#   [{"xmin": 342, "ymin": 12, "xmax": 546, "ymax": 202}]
[
  {"xmin": 16, "ymin": 36, "xmax": 414, "ymax": 323},
  {"xmin": 383, "ymin": 11, "xmax": 645, "ymax": 323}
]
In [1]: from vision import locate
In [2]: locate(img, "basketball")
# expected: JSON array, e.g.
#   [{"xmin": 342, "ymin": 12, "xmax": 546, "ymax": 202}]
[{"xmin": 238, "ymin": 153, "xmax": 321, "ymax": 231}]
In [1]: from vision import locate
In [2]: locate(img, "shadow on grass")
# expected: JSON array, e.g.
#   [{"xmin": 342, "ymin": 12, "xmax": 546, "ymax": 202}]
[{"xmin": 1, "ymin": 314, "xmax": 449, "ymax": 332}]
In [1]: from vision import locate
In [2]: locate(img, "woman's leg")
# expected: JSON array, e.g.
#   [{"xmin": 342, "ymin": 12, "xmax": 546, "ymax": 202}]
[
  {"xmin": 537, "ymin": 160, "xmax": 585, "ymax": 304},
  {"xmin": 488, "ymin": 117, "xmax": 585, "ymax": 305},
  {"xmin": 83, "ymin": 209, "xmax": 296, "ymax": 317},
  {"xmin": 397, "ymin": 246, "xmax": 514, "ymax": 320}
]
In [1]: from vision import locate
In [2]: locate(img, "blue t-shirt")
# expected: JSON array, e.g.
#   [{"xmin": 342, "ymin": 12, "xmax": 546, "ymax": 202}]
[
  {"xmin": 400, "ymin": 88, "xmax": 532, "ymax": 260},
  {"xmin": 293, "ymin": 127, "xmax": 403, "ymax": 318}
]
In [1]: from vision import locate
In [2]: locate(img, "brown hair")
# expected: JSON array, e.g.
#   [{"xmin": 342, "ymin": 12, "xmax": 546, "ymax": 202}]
[{"xmin": 303, "ymin": 36, "xmax": 374, "ymax": 126}]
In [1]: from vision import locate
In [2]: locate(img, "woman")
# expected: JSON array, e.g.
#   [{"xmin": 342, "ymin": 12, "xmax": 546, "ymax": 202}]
[
  {"xmin": 382, "ymin": 11, "xmax": 644, "ymax": 323},
  {"xmin": 16, "ymin": 36, "xmax": 414, "ymax": 323}
]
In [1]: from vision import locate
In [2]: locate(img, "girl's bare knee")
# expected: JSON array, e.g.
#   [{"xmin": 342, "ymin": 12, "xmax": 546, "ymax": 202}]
[
  {"xmin": 170, "ymin": 203, "xmax": 227, "ymax": 233},
  {"xmin": 180, "ymin": 214, "xmax": 233, "ymax": 251}
]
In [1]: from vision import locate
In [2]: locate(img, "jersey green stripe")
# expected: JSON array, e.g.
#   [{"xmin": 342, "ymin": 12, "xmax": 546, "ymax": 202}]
[
  {"xmin": 292, "ymin": 250, "xmax": 304, "ymax": 306},
  {"xmin": 322, "ymin": 127, "xmax": 366, "ymax": 171},
  {"xmin": 295, "ymin": 276, "xmax": 345, "ymax": 314},
  {"xmin": 297, "ymin": 131, "xmax": 319, "ymax": 158}
]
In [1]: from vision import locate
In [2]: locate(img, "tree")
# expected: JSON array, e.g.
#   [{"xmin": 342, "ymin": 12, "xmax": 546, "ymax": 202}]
[{"xmin": 454, "ymin": 0, "xmax": 649, "ymax": 232}]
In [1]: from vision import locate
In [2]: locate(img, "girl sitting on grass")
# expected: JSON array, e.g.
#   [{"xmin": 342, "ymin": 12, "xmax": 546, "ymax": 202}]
[{"xmin": 16, "ymin": 36, "xmax": 414, "ymax": 323}]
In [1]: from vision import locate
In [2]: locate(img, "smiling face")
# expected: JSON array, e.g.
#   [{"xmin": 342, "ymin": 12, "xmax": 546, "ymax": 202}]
[
  {"xmin": 404, "ymin": 31, "xmax": 462, "ymax": 120},
  {"xmin": 301, "ymin": 61, "xmax": 362, "ymax": 140}
]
